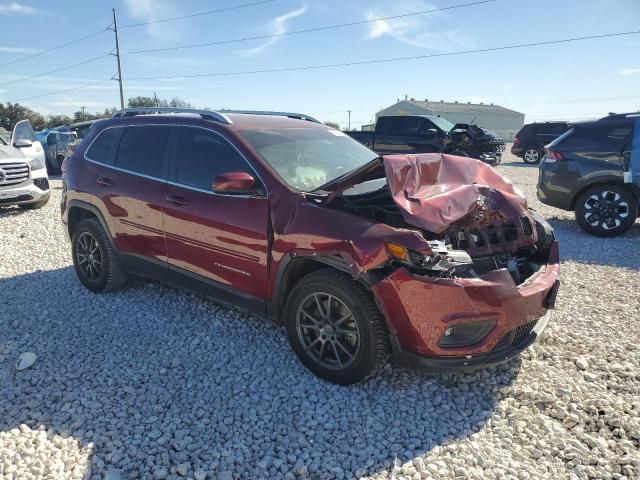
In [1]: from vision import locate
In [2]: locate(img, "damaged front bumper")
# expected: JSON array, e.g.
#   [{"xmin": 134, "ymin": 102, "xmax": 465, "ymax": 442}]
[{"xmin": 372, "ymin": 241, "xmax": 560, "ymax": 372}]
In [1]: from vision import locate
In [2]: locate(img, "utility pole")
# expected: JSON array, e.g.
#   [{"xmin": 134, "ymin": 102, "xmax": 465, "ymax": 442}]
[
  {"xmin": 347, "ymin": 110, "xmax": 352, "ymax": 131},
  {"xmin": 153, "ymin": 91, "xmax": 159, "ymax": 107},
  {"xmin": 81, "ymin": 106, "xmax": 86, "ymax": 120},
  {"xmin": 112, "ymin": 8, "xmax": 125, "ymax": 110}
]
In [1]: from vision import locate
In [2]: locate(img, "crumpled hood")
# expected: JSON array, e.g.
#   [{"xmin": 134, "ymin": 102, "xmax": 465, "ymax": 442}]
[{"xmin": 384, "ymin": 153, "xmax": 528, "ymax": 234}]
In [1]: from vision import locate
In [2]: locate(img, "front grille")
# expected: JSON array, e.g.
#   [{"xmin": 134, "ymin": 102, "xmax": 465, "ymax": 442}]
[
  {"xmin": 446, "ymin": 214, "xmax": 537, "ymax": 256},
  {"xmin": 33, "ymin": 177, "xmax": 49, "ymax": 190},
  {"xmin": 0, "ymin": 162, "xmax": 29, "ymax": 187},
  {"xmin": 492, "ymin": 320, "xmax": 538, "ymax": 352}
]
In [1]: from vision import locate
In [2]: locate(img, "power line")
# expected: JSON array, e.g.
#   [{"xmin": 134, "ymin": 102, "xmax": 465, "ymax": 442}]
[
  {"xmin": 123, "ymin": 0, "xmax": 496, "ymax": 54},
  {"xmin": 127, "ymin": 30, "xmax": 640, "ymax": 81},
  {"xmin": 0, "ymin": 29, "xmax": 109, "ymax": 69},
  {"xmin": 121, "ymin": 0, "xmax": 278, "ymax": 28},
  {"xmin": 14, "ymin": 78, "xmax": 115, "ymax": 102},
  {"xmin": 0, "ymin": 54, "xmax": 111, "ymax": 87}
]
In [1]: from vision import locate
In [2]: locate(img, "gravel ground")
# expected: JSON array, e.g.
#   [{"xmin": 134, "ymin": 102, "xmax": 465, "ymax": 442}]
[{"xmin": 1, "ymin": 151, "xmax": 639, "ymax": 480}]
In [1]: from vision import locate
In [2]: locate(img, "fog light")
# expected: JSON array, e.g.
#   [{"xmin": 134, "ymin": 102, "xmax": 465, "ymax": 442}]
[{"xmin": 438, "ymin": 320, "xmax": 496, "ymax": 348}]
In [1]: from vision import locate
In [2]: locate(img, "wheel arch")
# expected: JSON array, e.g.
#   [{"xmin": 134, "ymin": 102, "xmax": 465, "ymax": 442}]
[
  {"xmin": 269, "ymin": 253, "xmax": 386, "ymax": 323},
  {"xmin": 67, "ymin": 200, "xmax": 115, "ymax": 246}
]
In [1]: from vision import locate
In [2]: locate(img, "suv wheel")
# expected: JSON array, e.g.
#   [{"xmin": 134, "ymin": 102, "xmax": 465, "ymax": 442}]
[
  {"xmin": 575, "ymin": 184, "xmax": 637, "ymax": 237},
  {"xmin": 72, "ymin": 218, "xmax": 128, "ymax": 292},
  {"xmin": 523, "ymin": 147, "xmax": 543, "ymax": 164},
  {"xmin": 284, "ymin": 269, "xmax": 389, "ymax": 385}
]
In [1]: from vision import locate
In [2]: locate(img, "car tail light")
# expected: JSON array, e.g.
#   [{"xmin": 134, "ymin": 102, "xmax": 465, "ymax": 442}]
[
  {"xmin": 544, "ymin": 148, "xmax": 565, "ymax": 162},
  {"xmin": 513, "ymin": 137, "xmax": 521, "ymax": 145},
  {"xmin": 61, "ymin": 157, "xmax": 69, "ymax": 173}
]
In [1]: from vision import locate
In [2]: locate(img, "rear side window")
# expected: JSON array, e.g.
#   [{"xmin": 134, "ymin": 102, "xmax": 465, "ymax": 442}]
[
  {"xmin": 172, "ymin": 127, "xmax": 252, "ymax": 191},
  {"xmin": 86, "ymin": 127, "xmax": 125, "ymax": 166},
  {"xmin": 377, "ymin": 117, "xmax": 430, "ymax": 136},
  {"xmin": 116, "ymin": 126, "xmax": 171, "ymax": 178}
]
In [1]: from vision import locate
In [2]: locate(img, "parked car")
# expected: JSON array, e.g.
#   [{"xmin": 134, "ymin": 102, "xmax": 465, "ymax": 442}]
[
  {"xmin": 0, "ymin": 120, "xmax": 50, "ymax": 210},
  {"xmin": 35, "ymin": 129, "xmax": 78, "ymax": 174},
  {"xmin": 512, "ymin": 122, "xmax": 571, "ymax": 164},
  {"xmin": 537, "ymin": 113, "xmax": 639, "ymax": 236},
  {"xmin": 346, "ymin": 115, "xmax": 506, "ymax": 165},
  {"xmin": 56, "ymin": 120, "xmax": 98, "ymax": 166},
  {"xmin": 61, "ymin": 108, "xmax": 559, "ymax": 385}
]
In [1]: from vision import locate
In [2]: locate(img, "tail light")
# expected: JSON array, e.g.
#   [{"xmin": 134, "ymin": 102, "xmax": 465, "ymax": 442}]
[
  {"xmin": 513, "ymin": 137, "xmax": 521, "ymax": 145},
  {"xmin": 544, "ymin": 148, "xmax": 565, "ymax": 162},
  {"xmin": 61, "ymin": 157, "xmax": 69, "ymax": 173}
]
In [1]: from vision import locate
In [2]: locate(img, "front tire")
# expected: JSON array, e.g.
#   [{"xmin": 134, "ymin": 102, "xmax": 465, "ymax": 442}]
[
  {"xmin": 71, "ymin": 218, "xmax": 127, "ymax": 292},
  {"xmin": 284, "ymin": 269, "xmax": 389, "ymax": 385},
  {"xmin": 523, "ymin": 147, "xmax": 543, "ymax": 164},
  {"xmin": 575, "ymin": 184, "xmax": 637, "ymax": 237}
]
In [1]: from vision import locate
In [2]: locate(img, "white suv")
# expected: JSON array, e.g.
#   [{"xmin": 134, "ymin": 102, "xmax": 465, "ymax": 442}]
[{"xmin": 0, "ymin": 120, "xmax": 50, "ymax": 210}]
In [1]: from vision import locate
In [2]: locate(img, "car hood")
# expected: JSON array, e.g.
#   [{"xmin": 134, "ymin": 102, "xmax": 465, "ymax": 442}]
[
  {"xmin": 0, "ymin": 145, "xmax": 27, "ymax": 163},
  {"xmin": 383, "ymin": 153, "xmax": 528, "ymax": 234}
]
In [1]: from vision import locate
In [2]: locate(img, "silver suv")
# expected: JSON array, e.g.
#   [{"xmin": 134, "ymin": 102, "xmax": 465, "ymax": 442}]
[{"xmin": 0, "ymin": 120, "xmax": 50, "ymax": 210}]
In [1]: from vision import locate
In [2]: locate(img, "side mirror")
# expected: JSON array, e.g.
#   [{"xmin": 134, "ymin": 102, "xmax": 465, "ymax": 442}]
[
  {"xmin": 13, "ymin": 139, "xmax": 33, "ymax": 148},
  {"xmin": 212, "ymin": 172, "xmax": 256, "ymax": 193}
]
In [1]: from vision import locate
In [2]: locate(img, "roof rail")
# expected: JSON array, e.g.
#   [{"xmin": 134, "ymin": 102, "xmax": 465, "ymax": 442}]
[
  {"xmin": 602, "ymin": 111, "xmax": 640, "ymax": 120},
  {"xmin": 112, "ymin": 107, "xmax": 232, "ymax": 124},
  {"xmin": 221, "ymin": 110, "xmax": 321, "ymax": 124}
]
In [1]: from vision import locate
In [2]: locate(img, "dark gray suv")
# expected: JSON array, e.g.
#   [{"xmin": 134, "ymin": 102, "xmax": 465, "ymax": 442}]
[{"xmin": 537, "ymin": 113, "xmax": 639, "ymax": 236}]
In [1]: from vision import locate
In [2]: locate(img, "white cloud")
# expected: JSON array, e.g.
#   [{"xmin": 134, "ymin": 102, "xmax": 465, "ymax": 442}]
[
  {"xmin": 0, "ymin": 1, "xmax": 38, "ymax": 15},
  {"xmin": 240, "ymin": 6, "xmax": 307, "ymax": 56},
  {"xmin": 0, "ymin": 46, "xmax": 39, "ymax": 53},
  {"xmin": 124, "ymin": 0, "xmax": 181, "ymax": 40},
  {"xmin": 619, "ymin": 67, "xmax": 640, "ymax": 77},
  {"xmin": 365, "ymin": 1, "xmax": 473, "ymax": 51}
]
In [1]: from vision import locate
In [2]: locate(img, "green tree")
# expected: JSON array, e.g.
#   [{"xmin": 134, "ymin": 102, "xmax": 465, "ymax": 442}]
[
  {"xmin": 324, "ymin": 121, "xmax": 340, "ymax": 129},
  {"xmin": 0, "ymin": 102, "xmax": 46, "ymax": 131},
  {"xmin": 127, "ymin": 96, "xmax": 193, "ymax": 109},
  {"xmin": 45, "ymin": 114, "xmax": 74, "ymax": 129}
]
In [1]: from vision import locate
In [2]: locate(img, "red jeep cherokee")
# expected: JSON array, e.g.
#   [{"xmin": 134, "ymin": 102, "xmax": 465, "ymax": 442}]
[{"xmin": 61, "ymin": 108, "xmax": 560, "ymax": 385}]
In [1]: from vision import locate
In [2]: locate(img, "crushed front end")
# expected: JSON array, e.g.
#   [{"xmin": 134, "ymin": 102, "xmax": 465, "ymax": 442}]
[{"xmin": 328, "ymin": 153, "xmax": 560, "ymax": 371}]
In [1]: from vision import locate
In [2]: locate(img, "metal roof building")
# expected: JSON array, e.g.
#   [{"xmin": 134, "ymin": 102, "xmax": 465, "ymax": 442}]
[{"xmin": 378, "ymin": 98, "xmax": 525, "ymax": 141}]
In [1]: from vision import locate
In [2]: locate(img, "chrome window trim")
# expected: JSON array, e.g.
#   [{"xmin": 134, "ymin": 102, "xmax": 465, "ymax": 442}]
[{"xmin": 83, "ymin": 123, "xmax": 268, "ymax": 199}]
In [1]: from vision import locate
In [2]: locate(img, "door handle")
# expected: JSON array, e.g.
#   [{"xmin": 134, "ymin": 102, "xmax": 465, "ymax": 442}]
[
  {"xmin": 96, "ymin": 177, "xmax": 113, "ymax": 186},
  {"xmin": 166, "ymin": 195, "xmax": 191, "ymax": 206}
]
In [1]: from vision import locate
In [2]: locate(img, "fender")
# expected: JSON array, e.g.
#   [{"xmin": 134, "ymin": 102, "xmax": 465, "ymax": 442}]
[
  {"xmin": 66, "ymin": 199, "xmax": 116, "ymax": 247},
  {"xmin": 267, "ymin": 250, "xmax": 387, "ymax": 322}
]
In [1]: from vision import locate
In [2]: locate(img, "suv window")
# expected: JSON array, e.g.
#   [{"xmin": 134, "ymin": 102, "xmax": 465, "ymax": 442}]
[
  {"xmin": 86, "ymin": 127, "xmax": 125, "ymax": 166},
  {"xmin": 172, "ymin": 127, "xmax": 252, "ymax": 191},
  {"xmin": 116, "ymin": 126, "xmax": 171, "ymax": 178},
  {"xmin": 377, "ymin": 117, "xmax": 431, "ymax": 136},
  {"xmin": 541, "ymin": 123, "xmax": 568, "ymax": 135}
]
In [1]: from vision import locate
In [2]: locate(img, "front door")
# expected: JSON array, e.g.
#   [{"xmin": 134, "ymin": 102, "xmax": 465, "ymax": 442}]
[{"xmin": 162, "ymin": 126, "xmax": 270, "ymax": 307}]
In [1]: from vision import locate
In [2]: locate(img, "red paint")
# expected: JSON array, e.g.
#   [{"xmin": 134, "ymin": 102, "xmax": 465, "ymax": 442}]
[{"xmin": 62, "ymin": 113, "xmax": 560, "ymax": 365}]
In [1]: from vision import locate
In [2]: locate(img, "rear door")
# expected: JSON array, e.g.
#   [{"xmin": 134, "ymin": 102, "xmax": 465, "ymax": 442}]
[
  {"xmin": 163, "ymin": 126, "xmax": 270, "ymax": 306},
  {"xmin": 83, "ymin": 124, "xmax": 171, "ymax": 264}
]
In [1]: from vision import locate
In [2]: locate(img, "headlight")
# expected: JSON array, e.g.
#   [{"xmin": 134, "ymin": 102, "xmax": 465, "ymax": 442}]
[
  {"xmin": 29, "ymin": 156, "xmax": 45, "ymax": 170},
  {"xmin": 385, "ymin": 241, "xmax": 472, "ymax": 272}
]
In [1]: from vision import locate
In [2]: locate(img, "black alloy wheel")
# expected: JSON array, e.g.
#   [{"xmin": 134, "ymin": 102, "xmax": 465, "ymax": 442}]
[{"xmin": 575, "ymin": 185, "xmax": 637, "ymax": 237}]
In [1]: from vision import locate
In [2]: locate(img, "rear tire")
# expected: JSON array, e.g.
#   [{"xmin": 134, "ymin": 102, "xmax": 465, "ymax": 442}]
[
  {"xmin": 523, "ymin": 147, "xmax": 543, "ymax": 164},
  {"xmin": 284, "ymin": 268, "xmax": 389, "ymax": 385},
  {"xmin": 71, "ymin": 218, "xmax": 128, "ymax": 292},
  {"xmin": 575, "ymin": 184, "xmax": 637, "ymax": 237}
]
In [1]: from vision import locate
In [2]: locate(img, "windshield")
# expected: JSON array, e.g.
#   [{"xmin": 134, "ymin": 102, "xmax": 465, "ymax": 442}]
[
  {"xmin": 429, "ymin": 116, "xmax": 455, "ymax": 132},
  {"xmin": 240, "ymin": 128, "xmax": 378, "ymax": 191}
]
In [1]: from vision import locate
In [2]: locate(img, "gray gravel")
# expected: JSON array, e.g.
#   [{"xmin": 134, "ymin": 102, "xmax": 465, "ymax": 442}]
[{"xmin": 1, "ymin": 154, "xmax": 639, "ymax": 480}]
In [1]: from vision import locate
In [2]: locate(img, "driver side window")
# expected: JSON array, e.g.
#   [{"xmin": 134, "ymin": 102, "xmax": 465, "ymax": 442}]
[{"xmin": 172, "ymin": 127, "xmax": 254, "ymax": 191}]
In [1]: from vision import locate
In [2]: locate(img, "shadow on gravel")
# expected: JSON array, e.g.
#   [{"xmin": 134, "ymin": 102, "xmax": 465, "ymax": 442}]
[
  {"xmin": 1, "ymin": 267, "xmax": 521, "ymax": 479},
  {"xmin": 497, "ymin": 160, "xmax": 538, "ymax": 169},
  {"xmin": 0, "ymin": 206, "xmax": 29, "ymax": 218},
  {"xmin": 547, "ymin": 217, "xmax": 640, "ymax": 270}
]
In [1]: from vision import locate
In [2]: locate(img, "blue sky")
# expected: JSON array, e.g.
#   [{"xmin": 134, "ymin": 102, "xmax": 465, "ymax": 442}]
[{"xmin": 1, "ymin": 0, "xmax": 639, "ymax": 129}]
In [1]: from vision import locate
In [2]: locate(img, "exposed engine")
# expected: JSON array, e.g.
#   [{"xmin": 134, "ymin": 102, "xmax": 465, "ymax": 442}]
[{"xmin": 444, "ymin": 124, "xmax": 506, "ymax": 165}]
